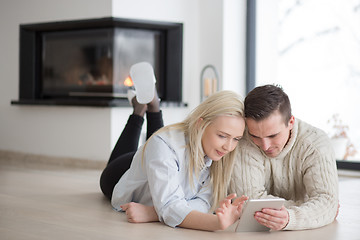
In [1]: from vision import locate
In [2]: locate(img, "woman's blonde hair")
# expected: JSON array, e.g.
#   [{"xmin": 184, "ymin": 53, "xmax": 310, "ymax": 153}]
[{"xmin": 144, "ymin": 90, "xmax": 244, "ymax": 211}]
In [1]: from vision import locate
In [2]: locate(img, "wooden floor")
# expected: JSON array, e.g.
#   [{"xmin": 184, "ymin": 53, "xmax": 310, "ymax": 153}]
[{"xmin": 1, "ymin": 159, "xmax": 360, "ymax": 240}]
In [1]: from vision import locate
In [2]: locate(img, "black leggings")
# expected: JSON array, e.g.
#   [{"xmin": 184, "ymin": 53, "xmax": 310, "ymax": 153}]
[{"xmin": 99, "ymin": 111, "xmax": 164, "ymax": 199}]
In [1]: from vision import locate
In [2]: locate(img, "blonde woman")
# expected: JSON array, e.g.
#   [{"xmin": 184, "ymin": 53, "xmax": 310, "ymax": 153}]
[{"xmin": 100, "ymin": 63, "xmax": 247, "ymax": 231}]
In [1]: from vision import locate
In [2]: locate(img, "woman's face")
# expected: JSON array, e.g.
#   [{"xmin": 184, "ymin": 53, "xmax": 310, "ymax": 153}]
[{"xmin": 201, "ymin": 115, "xmax": 245, "ymax": 161}]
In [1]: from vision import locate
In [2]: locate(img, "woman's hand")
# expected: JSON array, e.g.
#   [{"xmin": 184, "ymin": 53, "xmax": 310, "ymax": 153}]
[
  {"xmin": 215, "ymin": 193, "xmax": 249, "ymax": 230},
  {"xmin": 120, "ymin": 202, "xmax": 159, "ymax": 223}
]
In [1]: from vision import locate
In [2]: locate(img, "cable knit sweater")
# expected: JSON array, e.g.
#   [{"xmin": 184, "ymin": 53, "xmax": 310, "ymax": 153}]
[{"xmin": 229, "ymin": 118, "xmax": 339, "ymax": 230}]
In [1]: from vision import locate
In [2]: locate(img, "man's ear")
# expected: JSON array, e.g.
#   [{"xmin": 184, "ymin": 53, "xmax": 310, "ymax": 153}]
[{"xmin": 288, "ymin": 115, "xmax": 295, "ymax": 129}]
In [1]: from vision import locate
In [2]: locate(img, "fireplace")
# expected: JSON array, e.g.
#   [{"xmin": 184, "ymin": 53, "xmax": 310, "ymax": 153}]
[{"xmin": 12, "ymin": 17, "xmax": 183, "ymax": 107}]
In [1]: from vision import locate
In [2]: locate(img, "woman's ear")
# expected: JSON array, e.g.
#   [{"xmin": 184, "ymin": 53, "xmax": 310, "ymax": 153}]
[{"xmin": 196, "ymin": 118, "xmax": 204, "ymax": 128}]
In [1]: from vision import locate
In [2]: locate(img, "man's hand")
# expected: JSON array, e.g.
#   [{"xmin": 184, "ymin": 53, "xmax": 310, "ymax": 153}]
[
  {"xmin": 254, "ymin": 206, "xmax": 289, "ymax": 230},
  {"xmin": 120, "ymin": 202, "xmax": 159, "ymax": 223}
]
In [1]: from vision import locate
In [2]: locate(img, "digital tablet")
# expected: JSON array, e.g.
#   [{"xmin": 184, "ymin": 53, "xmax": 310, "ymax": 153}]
[{"xmin": 235, "ymin": 198, "xmax": 285, "ymax": 232}]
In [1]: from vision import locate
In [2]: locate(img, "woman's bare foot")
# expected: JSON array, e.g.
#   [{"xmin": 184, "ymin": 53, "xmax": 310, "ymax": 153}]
[{"xmin": 132, "ymin": 97, "xmax": 147, "ymax": 117}]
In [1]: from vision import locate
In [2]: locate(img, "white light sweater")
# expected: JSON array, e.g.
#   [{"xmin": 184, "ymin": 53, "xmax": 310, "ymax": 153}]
[{"xmin": 229, "ymin": 118, "xmax": 339, "ymax": 230}]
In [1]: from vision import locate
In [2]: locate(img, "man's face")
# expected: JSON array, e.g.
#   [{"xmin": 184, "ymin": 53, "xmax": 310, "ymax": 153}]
[{"xmin": 246, "ymin": 111, "xmax": 294, "ymax": 158}]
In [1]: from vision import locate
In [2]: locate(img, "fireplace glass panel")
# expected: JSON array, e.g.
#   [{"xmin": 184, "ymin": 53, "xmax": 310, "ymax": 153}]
[{"xmin": 42, "ymin": 28, "xmax": 161, "ymax": 98}]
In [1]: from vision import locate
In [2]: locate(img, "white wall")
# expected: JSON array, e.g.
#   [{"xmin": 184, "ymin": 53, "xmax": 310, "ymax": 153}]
[
  {"xmin": 0, "ymin": 0, "xmax": 113, "ymax": 161},
  {"xmin": 0, "ymin": 0, "xmax": 247, "ymax": 162},
  {"xmin": 222, "ymin": 0, "xmax": 247, "ymax": 98}
]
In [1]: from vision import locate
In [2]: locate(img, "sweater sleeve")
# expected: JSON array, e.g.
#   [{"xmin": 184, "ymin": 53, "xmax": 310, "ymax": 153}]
[{"xmin": 283, "ymin": 145, "xmax": 339, "ymax": 230}]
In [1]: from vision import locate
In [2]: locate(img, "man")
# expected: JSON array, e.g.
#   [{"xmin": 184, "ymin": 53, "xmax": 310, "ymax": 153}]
[{"xmin": 229, "ymin": 84, "xmax": 339, "ymax": 230}]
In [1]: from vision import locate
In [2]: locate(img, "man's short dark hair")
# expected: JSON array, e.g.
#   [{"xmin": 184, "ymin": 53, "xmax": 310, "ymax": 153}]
[{"xmin": 245, "ymin": 84, "xmax": 292, "ymax": 125}]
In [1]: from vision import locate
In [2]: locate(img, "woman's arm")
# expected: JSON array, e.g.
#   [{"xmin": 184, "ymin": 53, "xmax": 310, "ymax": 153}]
[
  {"xmin": 120, "ymin": 202, "xmax": 159, "ymax": 223},
  {"xmin": 121, "ymin": 194, "xmax": 248, "ymax": 232},
  {"xmin": 179, "ymin": 194, "xmax": 248, "ymax": 231}
]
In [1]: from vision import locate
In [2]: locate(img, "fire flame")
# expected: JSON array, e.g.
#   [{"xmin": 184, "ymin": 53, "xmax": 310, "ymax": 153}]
[{"xmin": 123, "ymin": 76, "xmax": 133, "ymax": 87}]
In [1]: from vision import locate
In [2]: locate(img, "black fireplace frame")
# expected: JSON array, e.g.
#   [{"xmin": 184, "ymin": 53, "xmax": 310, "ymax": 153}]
[{"xmin": 12, "ymin": 17, "xmax": 183, "ymax": 107}]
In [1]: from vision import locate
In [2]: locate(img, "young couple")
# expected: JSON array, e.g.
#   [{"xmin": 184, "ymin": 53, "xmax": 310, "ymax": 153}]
[{"xmin": 100, "ymin": 62, "xmax": 338, "ymax": 232}]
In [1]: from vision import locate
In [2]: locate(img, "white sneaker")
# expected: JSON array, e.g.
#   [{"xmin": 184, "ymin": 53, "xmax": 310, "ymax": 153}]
[{"xmin": 129, "ymin": 62, "xmax": 156, "ymax": 104}]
